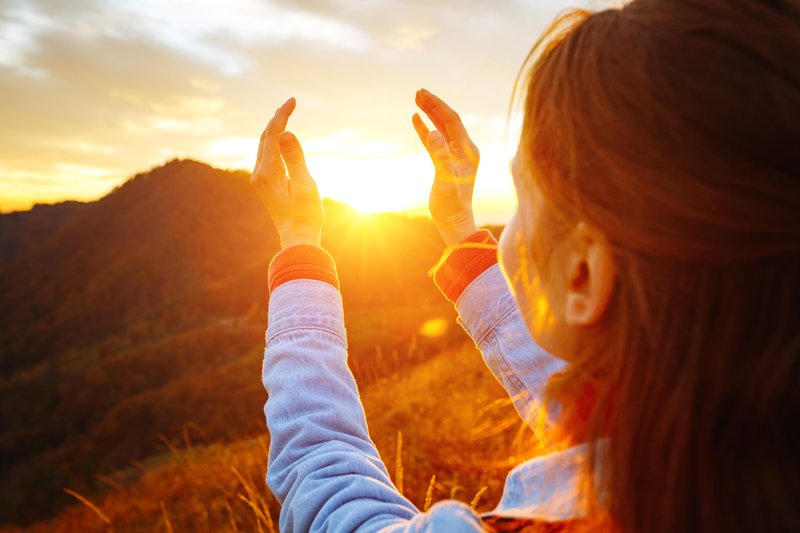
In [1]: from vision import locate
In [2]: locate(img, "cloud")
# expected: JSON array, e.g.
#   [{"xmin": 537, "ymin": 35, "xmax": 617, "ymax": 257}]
[
  {"xmin": 0, "ymin": 0, "xmax": 585, "ymax": 215},
  {"xmin": 104, "ymin": 0, "xmax": 373, "ymax": 74},
  {"xmin": 385, "ymin": 26, "xmax": 438, "ymax": 51}
]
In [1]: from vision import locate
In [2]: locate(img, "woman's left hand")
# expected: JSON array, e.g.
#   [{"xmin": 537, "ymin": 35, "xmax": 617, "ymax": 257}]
[
  {"xmin": 412, "ymin": 89, "xmax": 480, "ymax": 247},
  {"xmin": 251, "ymin": 97, "xmax": 324, "ymax": 249}
]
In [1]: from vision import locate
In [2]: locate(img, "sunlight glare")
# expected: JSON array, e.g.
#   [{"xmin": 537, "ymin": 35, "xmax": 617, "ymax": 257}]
[
  {"xmin": 308, "ymin": 154, "xmax": 428, "ymax": 214},
  {"xmin": 203, "ymin": 131, "xmax": 516, "ymax": 219},
  {"xmin": 419, "ymin": 318, "xmax": 449, "ymax": 338}
]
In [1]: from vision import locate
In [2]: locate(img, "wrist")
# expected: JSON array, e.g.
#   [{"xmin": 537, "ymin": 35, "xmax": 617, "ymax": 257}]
[
  {"xmin": 277, "ymin": 218, "xmax": 322, "ymax": 248},
  {"xmin": 279, "ymin": 228, "xmax": 322, "ymax": 249},
  {"xmin": 436, "ymin": 219, "xmax": 479, "ymax": 247}
]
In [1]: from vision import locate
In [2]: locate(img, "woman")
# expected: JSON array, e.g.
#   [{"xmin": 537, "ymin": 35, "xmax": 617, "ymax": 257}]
[{"xmin": 252, "ymin": 1, "xmax": 799, "ymax": 531}]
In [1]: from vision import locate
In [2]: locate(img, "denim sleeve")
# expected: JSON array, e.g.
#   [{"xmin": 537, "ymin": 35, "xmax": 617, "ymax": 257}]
[
  {"xmin": 263, "ymin": 279, "xmax": 486, "ymax": 532},
  {"xmin": 453, "ymin": 264, "xmax": 567, "ymax": 434}
]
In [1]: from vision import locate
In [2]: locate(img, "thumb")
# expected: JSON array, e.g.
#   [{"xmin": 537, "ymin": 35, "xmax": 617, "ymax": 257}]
[
  {"xmin": 427, "ymin": 130, "xmax": 455, "ymax": 179},
  {"xmin": 279, "ymin": 131, "xmax": 311, "ymax": 181}
]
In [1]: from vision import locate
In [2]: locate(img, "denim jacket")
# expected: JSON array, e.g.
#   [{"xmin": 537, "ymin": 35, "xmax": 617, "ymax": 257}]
[{"xmin": 262, "ymin": 263, "xmax": 589, "ymax": 531}]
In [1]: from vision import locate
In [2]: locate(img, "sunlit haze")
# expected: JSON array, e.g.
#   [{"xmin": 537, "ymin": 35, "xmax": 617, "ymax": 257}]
[{"xmin": 0, "ymin": 0, "xmax": 588, "ymax": 223}]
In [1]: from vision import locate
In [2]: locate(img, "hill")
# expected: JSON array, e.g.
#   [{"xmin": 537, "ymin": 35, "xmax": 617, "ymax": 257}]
[
  {"xmin": 0, "ymin": 159, "xmax": 505, "ymax": 526},
  {"xmin": 0, "ymin": 201, "xmax": 87, "ymax": 267}
]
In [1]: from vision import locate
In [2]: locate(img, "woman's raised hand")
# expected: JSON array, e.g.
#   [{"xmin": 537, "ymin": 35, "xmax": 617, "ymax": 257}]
[
  {"xmin": 412, "ymin": 89, "xmax": 480, "ymax": 246},
  {"xmin": 251, "ymin": 98, "xmax": 324, "ymax": 249}
]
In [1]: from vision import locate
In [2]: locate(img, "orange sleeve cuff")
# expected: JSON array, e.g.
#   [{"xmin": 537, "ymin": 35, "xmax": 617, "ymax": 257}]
[
  {"xmin": 268, "ymin": 245, "xmax": 340, "ymax": 294},
  {"xmin": 433, "ymin": 229, "xmax": 499, "ymax": 302}
]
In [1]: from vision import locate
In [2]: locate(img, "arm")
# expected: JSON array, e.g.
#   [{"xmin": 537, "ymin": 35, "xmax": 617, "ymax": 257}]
[
  {"xmin": 433, "ymin": 229, "xmax": 567, "ymax": 437},
  {"xmin": 263, "ymin": 247, "xmax": 485, "ymax": 532},
  {"xmin": 253, "ymin": 98, "xmax": 485, "ymax": 532},
  {"xmin": 412, "ymin": 90, "xmax": 566, "ymax": 436}
]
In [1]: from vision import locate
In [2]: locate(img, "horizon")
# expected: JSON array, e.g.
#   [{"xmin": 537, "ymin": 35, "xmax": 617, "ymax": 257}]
[
  {"xmin": 0, "ymin": 156, "xmax": 515, "ymax": 225},
  {"xmin": 0, "ymin": 0, "xmax": 589, "ymax": 222}
]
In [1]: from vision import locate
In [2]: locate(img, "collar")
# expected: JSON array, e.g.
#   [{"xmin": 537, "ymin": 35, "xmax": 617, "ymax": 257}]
[{"xmin": 481, "ymin": 439, "xmax": 608, "ymax": 523}]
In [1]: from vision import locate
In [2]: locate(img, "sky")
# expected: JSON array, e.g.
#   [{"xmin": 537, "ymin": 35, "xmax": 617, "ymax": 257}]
[{"xmin": 0, "ymin": 0, "xmax": 591, "ymax": 222}]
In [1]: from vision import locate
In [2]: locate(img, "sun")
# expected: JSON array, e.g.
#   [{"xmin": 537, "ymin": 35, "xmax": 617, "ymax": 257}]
[
  {"xmin": 307, "ymin": 153, "xmax": 430, "ymax": 215},
  {"xmin": 206, "ymin": 131, "xmax": 434, "ymax": 215},
  {"xmin": 319, "ymin": 178, "xmax": 414, "ymax": 215},
  {"xmin": 204, "ymin": 129, "xmax": 516, "ymax": 219}
]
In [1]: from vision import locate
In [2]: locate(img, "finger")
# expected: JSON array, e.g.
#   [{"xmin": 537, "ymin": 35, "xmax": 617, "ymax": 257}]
[
  {"xmin": 415, "ymin": 90, "xmax": 450, "ymax": 144},
  {"xmin": 262, "ymin": 97, "xmax": 297, "ymax": 165},
  {"xmin": 411, "ymin": 112, "xmax": 431, "ymax": 148},
  {"xmin": 417, "ymin": 89, "xmax": 471, "ymax": 147},
  {"xmin": 266, "ymin": 97, "xmax": 296, "ymax": 140},
  {"xmin": 279, "ymin": 131, "xmax": 313, "ymax": 183},
  {"xmin": 427, "ymin": 130, "xmax": 456, "ymax": 186},
  {"xmin": 254, "ymin": 125, "xmax": 268, "ymax": 173},
  {"xmin": 252, "ymin": 131, "xmax": 283, "ymax": 187}
]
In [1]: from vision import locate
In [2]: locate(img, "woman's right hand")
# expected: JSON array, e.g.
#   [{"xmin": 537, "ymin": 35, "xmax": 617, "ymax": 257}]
[{"xmin": 412, "ymin": 89, "xmax": 480, "ymax": 246}]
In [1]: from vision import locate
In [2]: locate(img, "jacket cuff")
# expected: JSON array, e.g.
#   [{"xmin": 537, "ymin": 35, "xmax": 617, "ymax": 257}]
[
  {"xmin": 433, "ymin": 229, "xmax": 499, "ymax": 302},
  {"xmin": 268, "ymin": 245, "xmax": 340, "ymax": 295}
]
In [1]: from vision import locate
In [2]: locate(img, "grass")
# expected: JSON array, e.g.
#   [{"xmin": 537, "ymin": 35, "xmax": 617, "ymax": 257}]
[{"xmin": 24, "ymin": 341, "xmax": 540, "ymax": 531}]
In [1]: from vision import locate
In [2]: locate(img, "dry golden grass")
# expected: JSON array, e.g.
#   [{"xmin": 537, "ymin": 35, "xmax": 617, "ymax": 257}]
[{"xmin": 27, "ymin": 342, "xmax": 539, "ymax": 532}]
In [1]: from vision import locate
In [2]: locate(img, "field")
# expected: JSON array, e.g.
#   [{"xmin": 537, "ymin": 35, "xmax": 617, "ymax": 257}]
[
  {"xmin": 0, "ymin": 160, "xmax": 536, "ymax": 531},
  {"xmin": 23, "ymin": 341, "xmax": 537, "ymax": 532}
]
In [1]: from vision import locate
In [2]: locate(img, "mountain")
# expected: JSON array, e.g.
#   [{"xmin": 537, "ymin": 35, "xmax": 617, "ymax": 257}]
[
  {"xmin": 0, "ymin": 200, "xmax": 87, "ymax": 267},
  {"xmin": 0, "ymin": 160, "xmax": 279, "ymax": 378},
  {"xmin": 0, "ymin": 159, "xmax": 500, "ymax": 525},
  {"xmin": 0, "ymin": 159, "xmax": 467, "ymax": 377}
]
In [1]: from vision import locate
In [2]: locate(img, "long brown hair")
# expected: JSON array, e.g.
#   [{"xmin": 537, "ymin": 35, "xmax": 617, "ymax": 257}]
[{"xmin": 513, "ymin": 1, "xmax": 800, "ymax": 531}]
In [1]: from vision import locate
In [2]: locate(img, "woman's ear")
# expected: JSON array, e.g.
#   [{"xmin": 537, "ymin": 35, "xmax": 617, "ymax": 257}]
[{"xmin": 563, "ymin": 222, "xmax": 616, "ymax": 326}]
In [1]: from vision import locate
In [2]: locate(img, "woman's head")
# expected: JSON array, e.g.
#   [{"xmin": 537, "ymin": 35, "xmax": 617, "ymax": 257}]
[
  {"xmin": 499, "ymin": 1, "xmax": 800, "ymax": 531},
  {"xmin": 500, "ymin": 149, "xmax": 617, "ymax": 363}
]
